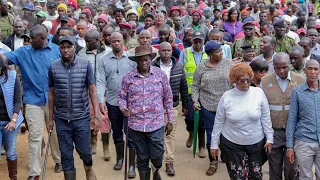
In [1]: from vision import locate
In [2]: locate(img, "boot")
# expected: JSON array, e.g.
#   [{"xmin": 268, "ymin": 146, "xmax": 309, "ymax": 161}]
[
  {"xmin": 198, "ymin": 133, "xmax": 206, "ymax": 158},
  {"xmin": 206, "ymin": 145, "xmax": 218, "ymax": 176},
  {"xmin": 83, "ymin": 164, "xmax": 97, "ymax": 180},
  {"xmin": 113, "ymin": 142, "xmax": 124, "ymax": 171},
  {"xmin": 91, "ymin": 130, "xmax": 98, "ymax": 155},
  {"xmin": 101, "ymin": 133, "xmax": 111, "ymax": 161},
  {"xmin": 128, "ymin": 148, "xmax": 136, "ymax": 178},
  {"xmin": 186, "ymin": 131, "xmax": 193, "ymax": 148},
  {"xmin": 151, "ymin": 164, "xmax": 162, "ymax": 180},
  {"xmin": 7, "ymin": 159, "xmax": 17, "ymax": 180},
  {"xmin": 64, "ymin": 170, "xmax": 76, "ymax": 180},
  {"xmin": 139, "ymin": 169, "xmax": 151, "ymax": 180}
]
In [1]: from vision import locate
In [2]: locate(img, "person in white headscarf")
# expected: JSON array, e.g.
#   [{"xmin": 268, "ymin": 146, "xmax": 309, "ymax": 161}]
[{"xmin": 283, "ymin": 15, "xmax": 300, "ymax": 44}]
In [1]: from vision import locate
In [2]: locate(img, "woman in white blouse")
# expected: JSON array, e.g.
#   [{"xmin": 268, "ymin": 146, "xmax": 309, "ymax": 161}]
[{"xmin": 210, "ymin": 63, "xmax": 274, "ymax": 179}]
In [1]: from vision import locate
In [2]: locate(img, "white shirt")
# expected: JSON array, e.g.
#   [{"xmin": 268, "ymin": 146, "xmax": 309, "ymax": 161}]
[
  {"xmin": 0, "ymin": 42, "xmax": 11, "ymax": 53},
  {"xmin": 160, "ymin": 60, "xmax": 172, "ymax": 82},
  {"xmin": 76, "ymin": 35, "xmax": 86, "ymax": 48},
  {"xmin": 211, "ymin": 87, "xmax": 274, "ymax": 149},
  {"xmin": 13, "ymin": 35, "xmax": 23, "ymax": 50},
  {"xmin": 250, "ymin": 10, "xmax": 260, "ymax": 21},
  {"xmin": 46, "ymin": 13, "xmax": 59, "ymax": 21},
  {"xmin": 275, "ymin": 73, "xmax": 291, "ymax": 93}
]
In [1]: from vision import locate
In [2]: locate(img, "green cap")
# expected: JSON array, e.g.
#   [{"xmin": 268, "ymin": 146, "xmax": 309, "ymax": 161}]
[
  {"xmin": 36, "ymin": 11, "xmax": 47, "ymax": 18},
  {"xmin": 77, "ymin": 0, "xmax": 85, "ymax": 2}
]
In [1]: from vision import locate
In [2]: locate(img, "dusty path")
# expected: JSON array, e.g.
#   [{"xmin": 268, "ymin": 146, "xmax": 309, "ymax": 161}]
[{"xmin": 0, "ymin": 110, "xmax": 270, "ymax": 180}]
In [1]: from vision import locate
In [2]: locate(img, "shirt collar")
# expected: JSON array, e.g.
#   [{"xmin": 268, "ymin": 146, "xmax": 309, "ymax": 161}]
[
  {"xmin": 61, "ymin": 55, "xmax": 77, "ymax": 66},
  {"xmin": 302, "ymin": 80, "xmax": 320, "ymax": 91},
  {"xmin": 110, "ymin": 50, "xmax": 128, "ymax": 59},
  {"xmin": 133, "ymin": 66, "xmax": 155, "ymax": 77},
  {"xmin": 160, "ymin": 59, "xmax": 172, "ymax": 67},
  {"xmin": 275, "ymin": 72, "xmax": 291, "ymax": 81}
]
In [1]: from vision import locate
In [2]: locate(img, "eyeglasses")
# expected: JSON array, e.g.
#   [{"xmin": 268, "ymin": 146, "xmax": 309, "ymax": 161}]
[
  {"xmin": 244, "ymin": 27, "xmax": 254, "ymax": 31},
  {"xmin": 238, "ymin": 78, "xmax": 252, "ymax": 84}
]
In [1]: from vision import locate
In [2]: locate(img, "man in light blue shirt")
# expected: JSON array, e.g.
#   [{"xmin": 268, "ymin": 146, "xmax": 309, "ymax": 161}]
[
  {"xmin": 286, "ymin": 59, "xmax": 320, "ymax": 180},
  {"xmin": 2, "ymin": 25, "xmax": 62, "ymax": 179}
]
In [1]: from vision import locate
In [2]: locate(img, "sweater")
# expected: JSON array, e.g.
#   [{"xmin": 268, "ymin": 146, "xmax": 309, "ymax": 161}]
[
  {"xmin": 192, "ymin": 59, "xmax": 232, "ymax": 112},
  {"xmin": 211, "ymin": 87, "xmax": 274, "ymax": 149},
  {"xmin": 152, "ymin": 57, "xmax": 189, "ymax": 109}
]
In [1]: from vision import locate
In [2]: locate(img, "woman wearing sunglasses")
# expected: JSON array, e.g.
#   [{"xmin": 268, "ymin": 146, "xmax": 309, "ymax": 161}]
[
  {"xmin": 210, "ymin": 63, "xmax": 274, "ymax": 179},
  {"xmin": 192, "ymin": 40, "xmax": 232, "ymax": 176},
  {"xmin": 0, "ymin": 55, "xmax": 23, "ymax": 180}
]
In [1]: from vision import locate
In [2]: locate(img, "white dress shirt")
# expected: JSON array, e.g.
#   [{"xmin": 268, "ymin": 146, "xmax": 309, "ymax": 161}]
[
  {"xmin": 14, "ymin": 35, "xmax": 23, "ymax": 50},
  {"xmin": 159, "ymin": 60, "xmax": 172, "ymax": 82},
  {"xmin": 211, "ymin": 87, "xmax": 274, "ymax": 149}
]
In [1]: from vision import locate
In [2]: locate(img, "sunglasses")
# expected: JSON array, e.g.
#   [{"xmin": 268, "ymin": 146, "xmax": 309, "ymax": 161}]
[
  {"xmin": 244, "ymin": 27, "xmax": 254, "ymax": 31},
  {"xmin": 238, "ymin": 78, "xmax": 252, "ymax": 84}
]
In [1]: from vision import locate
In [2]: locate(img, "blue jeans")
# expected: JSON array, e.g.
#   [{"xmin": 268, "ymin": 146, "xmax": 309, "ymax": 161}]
[
  {"xmin": 185, "ymin": 96, "xmax": 205, "ymax": 133},
  {"xmin": 55, "ymin": 119, "xmax": 92, "ymax": 171},
  {"xmin": 130, "ymin": 127, "xmax": 164, "ymax": 172},
  {"xmin": 201, "ymin": 106, "xmax": 216, "ymax": 146},
  {"xmin": 106, "ymin": 102, "xmax": 135, "ymax": 148},
  {"xmin": 0, "ymin": 121, "xmax": 18, "ymax": 160}
]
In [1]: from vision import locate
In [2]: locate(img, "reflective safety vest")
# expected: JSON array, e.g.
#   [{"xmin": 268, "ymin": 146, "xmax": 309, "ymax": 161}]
[{"xmin": 183, "ymin": 47, "xmax": 208, "ymax": 94}]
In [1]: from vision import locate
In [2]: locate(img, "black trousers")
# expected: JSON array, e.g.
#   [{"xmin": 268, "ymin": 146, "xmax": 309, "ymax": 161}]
[{"xmin": 220, "ymin": 135, "xmax": 265, "ymax": 180}]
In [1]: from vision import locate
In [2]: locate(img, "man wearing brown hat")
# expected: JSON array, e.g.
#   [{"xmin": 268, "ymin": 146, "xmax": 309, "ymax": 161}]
[{"xmin": 119, "ymin": 45, "xmax": 174, "ymax": 180}]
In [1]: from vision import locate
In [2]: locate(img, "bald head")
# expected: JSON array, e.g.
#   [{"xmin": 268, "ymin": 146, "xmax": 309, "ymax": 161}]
[
  {"xmin": 159, "ymin": 42, "xmax": 171, "ymax": 50},
  {"xmin": 304, "ymin": 59, "xmax": 320, "ymax": 82},
  {"xmin": 110, "ymin": 32, "xmax": 124, "ymax": 52},
  {"xmin": 30, "ymin": 24, "xmax": 48, "ymax": 38},
  {"xmin": 159, "ymin": 42, "xmax": 172, "ymax": 61},
  {"xmin": 290, "ymin": 45, "xmax": 304, "ymax": 54},
  {"xmin": 110, "ymin": 32, "xmax": 123, "ymax": 40},
  {"xmin": 138, "ymin": 30, "xmax": 152, "ymax": 46},
  {"xmin": 85, "ymin": 29, "xmax": 100, "ymax": 40},
  {"xmin": 77, "ymin": 20, "xmax": 88, "ymax": 27},
  {"xmin": 273, "ymin": 52, "xmax": 290, "ymax": 79},
  {"xmin": 305, "ymin": 59, "xmax": 320, "ymax": 68},
  {"xmin": 139, "ymin": 30, "xmax": 151, "ymax": 37}
]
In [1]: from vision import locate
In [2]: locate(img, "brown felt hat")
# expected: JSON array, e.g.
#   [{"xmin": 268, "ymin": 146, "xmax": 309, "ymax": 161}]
[{"xmin": 129, "ymin": 45, "xmax": 157, "ymax": 61}]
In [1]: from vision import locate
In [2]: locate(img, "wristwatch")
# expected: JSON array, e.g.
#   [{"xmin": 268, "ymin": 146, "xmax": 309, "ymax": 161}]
[
  {"xmin": 11, "ymin": 118, "xmax": 16, "ymax": 122},
  {"xmin": 94, "ymin": 116, "xmax": 101, "ymax": 121}
]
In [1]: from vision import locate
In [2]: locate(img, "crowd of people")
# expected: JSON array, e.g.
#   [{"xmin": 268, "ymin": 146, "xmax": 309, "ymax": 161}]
[{"xmin": 0, "ymin": 0, "xmax": 319, "ymax": 179}]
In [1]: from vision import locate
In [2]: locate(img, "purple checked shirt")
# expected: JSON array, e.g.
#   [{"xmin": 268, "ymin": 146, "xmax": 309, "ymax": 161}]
[{"xmin": 119, "ymin": 66, "xmax": 173, "ymax": 132}]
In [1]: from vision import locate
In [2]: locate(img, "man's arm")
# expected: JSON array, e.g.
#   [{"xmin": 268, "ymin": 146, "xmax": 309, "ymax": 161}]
[
  {"xmin": 161, "ymin": 72, "xmax": 173, "ymax": 123},
  {"xmin": 180, "ymin": 68, "xmax": 188, "ymax": 109},
  {"xmin": 48, "ymin": 87, "xmax": 55, "ymax": 123},
  {"xmin": 286, "ymin": 89, "xmax": 299, "ymax": 148},
  {"xmin": 2, "ymin": 48, "xmax": 21, "ymax": 66},
  {"xmin": 96, "ymin": 56, "xmax": 107, "ymax": 103},
  {"xmin": 178, "ymin": 50, "xmax": 185, "ymax": 65},
  {"xmin": 89, "ymin": 84, "xmax": 100, "ymax": 118}
]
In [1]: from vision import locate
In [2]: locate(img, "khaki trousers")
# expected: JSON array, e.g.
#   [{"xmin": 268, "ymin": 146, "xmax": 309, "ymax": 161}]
[
  {"xmin": 164, "ymin": 107, "xmax": 179, "ymax": 163},
  {"xmin": 25, "ymin": 104, "xmax": 61, "ymax": 176}
]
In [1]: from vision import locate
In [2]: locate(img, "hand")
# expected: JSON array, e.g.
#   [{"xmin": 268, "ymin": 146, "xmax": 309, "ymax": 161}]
[
  {"xmin": 46, "ymin": 119, "xmax": 54, "ymax": 133},
  {"xmin": 99, "ymin": 103, "xmax": 108, "ymax": 116},
  {"xmin": 92, "ymin": 119, "xmax": 100, "ymax": 134},
  {"xmin": 193, "ymin": 101, "xmax": 201, "ymax": 111},
  {"xmin": 182, "ymin": 108, "xmax": 188, "ymax": 117},
  {"xmin": 5, "ymin": 121, "xmax": 16, "ymax": 132},
  {"xmin": 210, "ymin": 149, "xmax": 219, "ymax": 160},
  {"xmin": 121, "ymin": 108, "xmax": 130, "ymax": 117},
  {"xmin": 286, "ymin": 149, "xmax": 295, "ymax": 164},
  {"xmin": 264, "ymin": 142, "xmax": 272, "ymax": 154},
  {"xmin": 165, "ymin": 122, "xmax": 173, "ymax": 136}
]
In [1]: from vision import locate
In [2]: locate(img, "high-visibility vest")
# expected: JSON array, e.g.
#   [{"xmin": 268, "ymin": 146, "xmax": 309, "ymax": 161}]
[{"xmin": 183, "ymin": 47, "xmax": 208, "ymax": 94}]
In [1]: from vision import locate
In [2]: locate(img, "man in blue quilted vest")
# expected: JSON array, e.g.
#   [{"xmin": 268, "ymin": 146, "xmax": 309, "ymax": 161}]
[{"xmin": 47, "ymin": 36, "xmax": 101, "ymax": 180}]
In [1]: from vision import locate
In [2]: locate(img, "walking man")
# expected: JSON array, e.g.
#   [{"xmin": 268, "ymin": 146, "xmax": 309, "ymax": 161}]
[
  {"xmin": 48, "ymin": 36, "xmax": 100, "ymax": 180},
  {"xmin": 96, "ymin": 32, "xmax": 137, "ymax": 178},
  {"xmin": 261, "ymin": 53, "xmax": 305, "ymax": 180},
  {"xmin": 178, "ymin": 31, "xmax": 207, "ymax": 158},
  {"xmin": 2, "ymin": 25, "xmax": 62, "ymax": 180},
  {"xmin": 119, "ymin": 45, "xmax": 174, "ymax": 180},
  {"xmin": 286, "ymin": 59, "xmax": 320, "ymax": 180},
  {"xmin": 152, "ymin": 42, "xmax": 188, "ymax": 176},
  {"xmin": 78, "ymin": 29, "xmax": 111, "ymax": 161}
]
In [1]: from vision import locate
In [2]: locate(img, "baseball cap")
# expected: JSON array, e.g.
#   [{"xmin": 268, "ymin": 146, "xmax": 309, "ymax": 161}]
[
  {"xmin": 192, "ymin": 31, "xmax": 205, "ymax": 41},
  {"xmin": 60, "ymin": 14, "xmax": 69, "ymax": 23},
  {"xmin": 7, "ymin": 2, "xmax": 13, "ymax": 8},
  {"xmin": 156, "ymin": 6, "xmax": 167, "ymax": 15},
  {"xmin": 297, "ymin": 28, "xmax": 306, "ymax": 35},
  {"xmin": 37, "ymin": 0, "xmax": 47, "ymax": 2},
  {"xmin": 36, "ymin": 11, "xmax": 47, "ymax": 18},
  {"xmin": 23, "ymin": 3, "xmax": 35, "ymax": 11},
  {"xmin": 273, "ymin": 18, "xmax": 286, "ymax": 27},
  {"xmin": 240, "ymin": 43, "xmax": 256, "ymax": 50},
  {"xmin": 119, "ymin": 23, "xmax": 133, "ymax": 30},
  {"xmin": 46, "ymin": 1, "xmax": 57, "ymax": 7},
  {"xmin": 59, "ymin": 36, "xmax": 76, "ymax": 45},
  {"xmin": 205, "ymin": 40, "xmax": 222, "ymax": 52},
  {"xmin": 21, "ymin": 32, "xmax": 31, "ymax": 39},
  {"xmin": 144, "ymin": 13, "xmax": 154, "ymax": 20},
  {"xmin": 242, "ymin": 17, "xmax": 255, "ymax": 27},
  {"xmin": 142, "ymin": 2, "xmax": 151, "ymax": 7}
]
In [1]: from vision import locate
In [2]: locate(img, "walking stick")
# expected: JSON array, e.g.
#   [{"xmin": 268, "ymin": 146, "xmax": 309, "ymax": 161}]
[
  {"xmin": 41, "ymin": 132, "xmax": 52, "ymax": 180},
  {"xmin": 124, "ymin": 117, "xmax": 129, "ymax": 180},
  {"xmin": 193, "ymin": 110, "xmax": 199, "ymax": 158}
]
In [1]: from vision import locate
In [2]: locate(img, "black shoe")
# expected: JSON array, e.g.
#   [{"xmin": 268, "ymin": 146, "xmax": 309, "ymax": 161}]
[
  {"xmin": 128, "ymin": 148, "xmax": 136, "ymax": 178},
  {"xmin": 55, "ymin": 163, "xmax": 62, "ymax": 173},
  {"xmin": 151, "ymin": 164, "xmax": 162, "ymax": 180},
  {"xmin": 64, "ymin": 170, "xmax": 76, "ymax": 180},
  {"xmin": 113, "ymin": 142, "xmax": 124, "ymax": 171}
]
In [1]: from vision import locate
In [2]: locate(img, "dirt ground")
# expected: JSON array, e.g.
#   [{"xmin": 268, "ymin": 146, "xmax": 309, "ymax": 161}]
[{"xmin": 0, "ymin": 111, "xmax": 271, "ymax": 180}]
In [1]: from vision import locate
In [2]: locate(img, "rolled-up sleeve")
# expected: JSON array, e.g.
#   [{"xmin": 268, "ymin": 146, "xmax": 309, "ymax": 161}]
[
  {"xmin": 286, "ymin": 89, "xmax": 299, "ymax": 148},
  {"xmin": 260, "ymin": 90, "xmax": 274, "ymax": 144},
  {"xmin": 210, "ymin": 95, "xmax": 226, "ymax": 149}
]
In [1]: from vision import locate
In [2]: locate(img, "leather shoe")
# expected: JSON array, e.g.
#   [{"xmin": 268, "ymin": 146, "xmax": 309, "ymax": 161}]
[
  {"xmin": 165, "ymin": 163, "xmax": 175, "ymax": 176},
  {"xmin": 55, "ymin": 163, "xmax": 63, "ymax": 173},
  {"xmin": 27, "ymin": 176, "xmax": 39, "ymax": 180}
]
